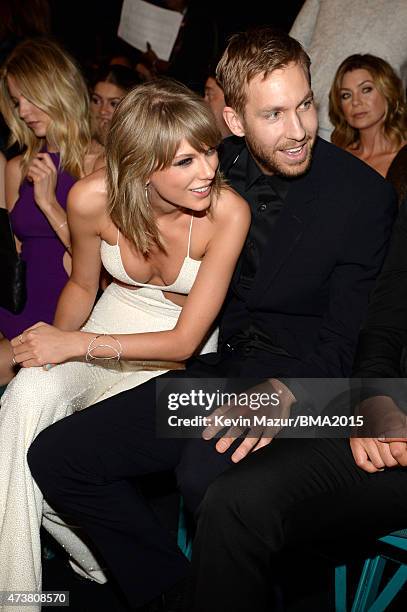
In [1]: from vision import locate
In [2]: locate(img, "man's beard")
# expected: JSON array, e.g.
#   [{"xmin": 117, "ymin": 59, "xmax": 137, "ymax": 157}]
[{"xmin": 245, "ymin": 129, "xmax": 315, "ymax": 178}]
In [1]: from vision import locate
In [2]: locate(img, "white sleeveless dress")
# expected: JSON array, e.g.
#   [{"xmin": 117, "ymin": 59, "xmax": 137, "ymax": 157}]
[{"xmin": 0, "ymin": 216, "xmax": 218, "ymax": 610}]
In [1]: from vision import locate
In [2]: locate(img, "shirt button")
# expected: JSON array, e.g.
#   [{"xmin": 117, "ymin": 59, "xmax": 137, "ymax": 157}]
[
  {"xmin": 247, "ymin": 240, "xmax": 255, "ymax": 250},
  {"xmin": 258, "ymin": 203, "xmax": 267, "ymax": 212}
]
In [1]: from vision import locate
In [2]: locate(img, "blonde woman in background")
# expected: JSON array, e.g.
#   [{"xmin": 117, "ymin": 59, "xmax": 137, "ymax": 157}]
[
  {"xmin": 0, "ymin": 38, "xmax": 98, "ymax": 385},
  {"xmin": 0, "ymin": 78, "xmax": 249, "ymax": 606}
]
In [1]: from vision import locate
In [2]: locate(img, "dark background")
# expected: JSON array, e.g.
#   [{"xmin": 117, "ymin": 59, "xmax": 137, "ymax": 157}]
[{"xmin": 49, "ymin": 0, "xmax": 305, "ymax": 74}]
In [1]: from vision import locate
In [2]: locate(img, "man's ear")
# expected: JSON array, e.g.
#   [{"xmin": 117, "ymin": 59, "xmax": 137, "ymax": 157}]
[{"xmin": 223, "ymin": 107, "xmax": 245, "ymax": 137}]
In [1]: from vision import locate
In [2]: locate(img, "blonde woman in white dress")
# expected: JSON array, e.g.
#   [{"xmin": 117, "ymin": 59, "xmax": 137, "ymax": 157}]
[{"xmin": 0, "ymin": 78, "xmax": 250, "ymax": 609}]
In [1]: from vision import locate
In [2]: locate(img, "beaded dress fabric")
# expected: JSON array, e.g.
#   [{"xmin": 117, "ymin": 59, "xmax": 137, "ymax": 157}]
[{"xmin": 0, "ymin": 216, "xmax": 218, "ymax": 609}]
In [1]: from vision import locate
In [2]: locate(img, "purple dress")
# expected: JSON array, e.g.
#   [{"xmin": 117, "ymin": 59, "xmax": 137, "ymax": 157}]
[{"xmin": 0, "ymin": 153, "xmax": 76, "ymax": 339}]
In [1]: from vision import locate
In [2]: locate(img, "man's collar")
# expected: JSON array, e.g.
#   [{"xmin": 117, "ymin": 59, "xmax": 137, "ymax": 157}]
[
  {"xmin": 245, "ymin": 150, "xmax": 264, "ymax": 189},
  {"xmin": 245, "ymin": 146, "xmax": 290, "ymax": 201}
]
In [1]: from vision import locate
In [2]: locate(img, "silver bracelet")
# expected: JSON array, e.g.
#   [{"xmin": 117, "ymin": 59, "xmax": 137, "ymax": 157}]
[
  {"xmin": 57, "ymin": 220, "xmax": 68, "ymax": 230},
  {"xmin": 85, "ymin": 334, "xmax": 123, "ymax": 362}
]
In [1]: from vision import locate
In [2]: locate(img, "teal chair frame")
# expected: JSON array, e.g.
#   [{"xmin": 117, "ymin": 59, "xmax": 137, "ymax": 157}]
[
  {"xmin": 177, "ymin": 496, "xmax": 193, "ymax": 560},
  {"xmin": 335, "ymin": 529, "xmax": 407, "ymax": 612},
  {"xmin": 178, "ymin": 498, "xmax": 407, "ymax": 609}
]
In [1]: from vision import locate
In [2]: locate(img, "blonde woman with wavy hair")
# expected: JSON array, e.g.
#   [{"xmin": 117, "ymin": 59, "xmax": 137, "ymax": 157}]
[
  {"xmin": 0, "ymin": 37, "xmax": 98, "ymax": 386},
  {"xmin": 329, "ymin": 54, "xmax": 407, "ymax": 200},
  {"xmin": 0, "ymin": 78, "xmax": 249, "ymax": 603}
]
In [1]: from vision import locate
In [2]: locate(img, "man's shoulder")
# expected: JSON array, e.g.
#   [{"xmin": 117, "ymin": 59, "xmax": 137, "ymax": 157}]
[
  {"xmin": 310, "ymin": 137, "xmax": 394, "ymax": 194},
  {"xmin": 219, "ymin": 136, "xmax": 246, "ymax": 174},
  {"xmin": 307, "ymin": 139, "xmax": 397, "ymax": 227}
]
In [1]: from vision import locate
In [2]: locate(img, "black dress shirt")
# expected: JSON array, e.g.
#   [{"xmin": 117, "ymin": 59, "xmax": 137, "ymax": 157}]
[
  {"xmin": 222, "ymin": 145, "xmax": 290, "ymax": 353},
  {"xmin": 230, "ymin": 149, "xmax": 290, "ymax": 291}
]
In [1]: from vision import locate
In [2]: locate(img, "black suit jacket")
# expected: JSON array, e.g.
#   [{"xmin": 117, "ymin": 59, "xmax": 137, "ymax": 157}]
[
  {"xmin": 353, "ymin": 198, "xmax": 407, "ymax": 378},
  {"xmin": 217, "ymin": 136, "xmax": 397, "ymax": 378}
]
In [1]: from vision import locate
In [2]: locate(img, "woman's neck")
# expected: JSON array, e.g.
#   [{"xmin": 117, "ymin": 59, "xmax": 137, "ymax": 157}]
[
  {"xmin": 45, "ymin": 138, "xmax": 58, "ymax": 153},
  {"xmin": 349, "ymin": 125, "xmax": 406, "ymax": 178},
  {"xmin": 356, "ymin": 125, "xmax": 394, "ymax": 157}
]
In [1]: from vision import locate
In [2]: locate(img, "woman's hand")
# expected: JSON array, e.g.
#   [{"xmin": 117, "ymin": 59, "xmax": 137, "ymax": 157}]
[
  {"xmin": 11, "ymin": 322, "xmax": 81, "ymax": 368},
  {"xmin": 26, "ymin": 153, "xmax": 58, "ymax": 212}
]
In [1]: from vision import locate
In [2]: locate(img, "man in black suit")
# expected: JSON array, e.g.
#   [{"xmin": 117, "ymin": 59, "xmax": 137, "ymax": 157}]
[
  {"xmin": 190, "ymin": 30, "xmax": 406, "ymax": 612},
  {"xmin": 28, "ymin": 29, "xmax": 397, "ymax": 611}
]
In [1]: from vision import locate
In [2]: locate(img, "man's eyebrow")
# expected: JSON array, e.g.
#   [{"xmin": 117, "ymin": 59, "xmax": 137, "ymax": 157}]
[
  {"xmin": 297, "ymin": 91, "xmax": 313, "ymax": 107},
  {"xmin": 260, "ymin": 106, "xmax": 285, "ymax": 114},
  {"xmin": 259, "ymin": 91, "xmax": 314, "ymax": 114}
]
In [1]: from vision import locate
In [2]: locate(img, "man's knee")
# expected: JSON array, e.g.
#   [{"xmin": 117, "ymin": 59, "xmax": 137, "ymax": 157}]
[
  {"xmin": 198, "ymin": 462, "xmax": 286, "ymax": 552},
  {"xmin": 176, "ymin": 440, "xmax": 232, "ymax": 514},
  {"xmin": 28, "ymin": 420, "xmax": 74, "ymax": 496}
]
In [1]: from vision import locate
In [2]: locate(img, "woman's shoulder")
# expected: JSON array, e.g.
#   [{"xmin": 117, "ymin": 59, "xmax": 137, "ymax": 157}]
[
  {"xmin": 67, "ymin": 168, "xmax": 107, "ymax": 218},
  {"xmin": 71, "ymin": 167, "xmax": 106, "ymax": 195},
  {"xmin": 6, "ymin": 154, "xmax": 23, "ymax": 177},
  {"xmin": 213, "ymin": 185, "xmax": 251, "ymax": 226}
]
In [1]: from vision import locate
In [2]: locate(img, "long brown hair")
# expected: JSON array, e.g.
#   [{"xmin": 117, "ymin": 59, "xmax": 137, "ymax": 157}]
[
  {"xmin": 329, "ymin": 54, "xmax": 407, "ymax": 149},
  {"xmin": 106, "ymin": 78, "xmax": 224, "ymax": 255}
]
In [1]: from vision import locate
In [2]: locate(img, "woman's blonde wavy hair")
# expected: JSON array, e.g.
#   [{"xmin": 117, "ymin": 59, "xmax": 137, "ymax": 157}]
[
  {"xmin": 106, "ymin": 78, "xmax": 224, "ymax": 255},
  {"xmin": 0, "ymin": 37, "xmax": 91, "ymax": 178},
  {"xmin": 329, "ymin": 54, "xmax": 407, "ymax": 150}
]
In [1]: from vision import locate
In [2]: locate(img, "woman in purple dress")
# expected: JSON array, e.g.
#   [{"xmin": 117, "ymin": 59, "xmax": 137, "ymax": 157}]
[{"xmin": 0, "ymin": 38, "xmax": 97, "ymax": 384}]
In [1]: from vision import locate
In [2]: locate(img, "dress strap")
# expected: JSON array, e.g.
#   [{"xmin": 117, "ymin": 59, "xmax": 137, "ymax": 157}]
[
  {"xmin": 186, "ymin": 214, "xmax": 194, "ymax": 258},
  {"xmin": 116, "ymin": 227, "xmax": 120, "ymax": 246}
]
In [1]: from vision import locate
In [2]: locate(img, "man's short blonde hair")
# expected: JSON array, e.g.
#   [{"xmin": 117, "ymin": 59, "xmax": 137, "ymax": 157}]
[{"xmin": 216, "ymin": 28, "xmax": 311, "ymax": 117}]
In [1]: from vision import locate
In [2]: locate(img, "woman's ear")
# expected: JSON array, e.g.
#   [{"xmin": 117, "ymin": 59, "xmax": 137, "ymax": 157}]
[{"xmin": 223, "ymin": 107, "xmax": 245, "ymax": 137}]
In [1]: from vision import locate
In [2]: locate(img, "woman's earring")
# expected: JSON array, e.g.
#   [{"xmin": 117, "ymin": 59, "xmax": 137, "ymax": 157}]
[{"xmin": 145, "ymin": 183, "xmax": 150, "ymax": 202}]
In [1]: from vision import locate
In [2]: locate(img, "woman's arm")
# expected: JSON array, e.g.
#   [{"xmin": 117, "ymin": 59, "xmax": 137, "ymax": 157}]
[
  {"xmin": 26, "ymin": 153, "xmax": 72, "ymax": 251},
  {"xmin": 0, "ymin": 152, "xmax": 6, "ymax": 209},
  {"xmin": 53, "ymin": 172, "xmax": 106, "ymax": 331},
  {"xmin": 5, "ymin": 155, "xmax": 23, "ymax": 211},
  {"xmin": 5, "ymin": 155, "xmax": 23, "ymax": 252},
  {"xmin": 14, "ymin": 188, "xmax": 251, "ymax": 366}
]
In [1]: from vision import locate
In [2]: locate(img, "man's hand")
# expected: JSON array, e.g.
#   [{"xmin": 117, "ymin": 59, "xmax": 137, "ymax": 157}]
[
  {"xmin": 378, "ymin": 438, "xmax": 407, "ymax": 467},
  {"xmin": 350, "ymin": 395, "xmax": 407, "ymax": 472},
  {"xmin": 350, "ymin": 437, "xmax": 399, "ymax": 473},
  {"xmin": 202, "ymin": 379, "xmax": 295, "ymax": 463},
  {"xmin": 354, "ymin": 395, "xmax": 407, "ymax": 438}
]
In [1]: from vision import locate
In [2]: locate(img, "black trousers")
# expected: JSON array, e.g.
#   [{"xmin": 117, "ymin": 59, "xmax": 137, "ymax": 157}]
[
  {"xmin": 28, "ymin": 359, "xmax": 240, "ymax": 609},
  {"xmin": 27, "ymin": 349, "xmax": 299, "ymax": 608},
  {"xmin": 28, "ymin": 351, "xmax": 407, "ymax": 609},
  {"xmin": 192, "ymin": 437, "xmax": 407, "ymax": 612}
]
